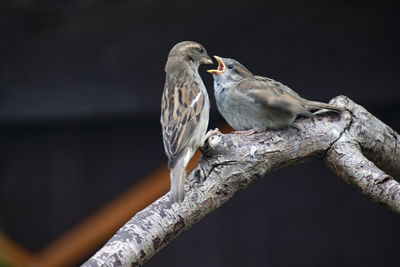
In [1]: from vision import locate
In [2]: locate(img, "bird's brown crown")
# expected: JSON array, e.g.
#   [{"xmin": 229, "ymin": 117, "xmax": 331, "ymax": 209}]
[{"xmin": 167, "ymin": 41, "xmax": 212, "ymax": 65}]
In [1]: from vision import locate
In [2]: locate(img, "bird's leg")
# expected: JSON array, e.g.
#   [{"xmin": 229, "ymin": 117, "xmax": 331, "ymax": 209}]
[{"xmin": 185, "ymin": 172, "xmax": 189, "ymax": 184}]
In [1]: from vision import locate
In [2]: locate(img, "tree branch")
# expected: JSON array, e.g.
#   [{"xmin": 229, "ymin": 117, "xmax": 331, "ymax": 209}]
[{"xmin": 82, "ymin": 96, "xmax": 400, "ymax": 266}]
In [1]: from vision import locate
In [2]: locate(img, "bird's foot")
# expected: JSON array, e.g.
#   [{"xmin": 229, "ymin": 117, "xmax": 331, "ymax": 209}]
[
  {"xmin": 232, "ymin": 128, "xmax": 264, "ymax": 136},
  {"xmin": 289, "ymin": 122, "xmax": 301, "ymax": 132},
  {"xmin": 203, "ymin": 128, "xmax": 221, "ymax": 141},
  {"xmin": 200, "ymin": 128, "xmax": 222, "ymax": 154}
]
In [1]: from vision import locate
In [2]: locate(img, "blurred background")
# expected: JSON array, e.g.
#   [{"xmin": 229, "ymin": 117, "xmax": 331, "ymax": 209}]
[{"xmin": 0, "ymin": 0, "xmax": 400, "ymax": 266}]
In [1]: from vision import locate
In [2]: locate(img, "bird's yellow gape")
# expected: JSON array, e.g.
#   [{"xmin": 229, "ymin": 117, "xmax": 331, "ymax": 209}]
[{"xmin": 207, "ymin": 56, "xmax": 225, "ymax": 75}]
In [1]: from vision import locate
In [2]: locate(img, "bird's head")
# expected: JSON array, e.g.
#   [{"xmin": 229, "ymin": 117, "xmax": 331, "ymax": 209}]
[
  {"xmin": 207, "ymin": 56, "xmax": 252, "ymax": 82},
  {"xmin": 168, "ymin": 41, "xmax": 213, "ymax": 65}
]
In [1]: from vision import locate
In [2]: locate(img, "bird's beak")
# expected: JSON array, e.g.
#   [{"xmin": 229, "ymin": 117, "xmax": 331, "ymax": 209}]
[
  {"xmin": 204, "ymin": 55, "xmax": 213, "ymax": 65},
  {"xmin": 207, "ymin": 56, "xmax": 225, "ymax": 75}
]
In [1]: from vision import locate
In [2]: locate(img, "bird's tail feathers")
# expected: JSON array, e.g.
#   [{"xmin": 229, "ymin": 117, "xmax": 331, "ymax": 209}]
[
  {"xmin": 170, "ymin": 157, "xmax": 186, "ymax": 202},
  {"xmin": 304, "ymin": 100, "xmax": 343, "ymax": 113}
]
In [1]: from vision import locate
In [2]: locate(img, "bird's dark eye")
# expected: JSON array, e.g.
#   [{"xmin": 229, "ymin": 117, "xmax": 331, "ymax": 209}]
[
  {"xmin": 228, "ymin": 64, "xmax": 234, "ymax": 69},
  {"xmin": 198, "ymin": 48, "xmax": 204, "ymax": 54}
]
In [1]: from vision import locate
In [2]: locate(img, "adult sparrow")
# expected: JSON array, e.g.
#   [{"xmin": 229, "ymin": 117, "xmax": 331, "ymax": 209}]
[
  {"xmin": 207, "ymin": 56, "xmax": 342, "ymax": 131},
  {"xmin": 160, "ymin": 41, "xmax": 213, "ymax": 202}
]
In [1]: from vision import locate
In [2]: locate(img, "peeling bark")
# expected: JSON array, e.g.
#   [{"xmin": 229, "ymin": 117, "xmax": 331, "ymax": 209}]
[{"xmin": 82, "ymin": 96, "xmax": 400, "ymax": 267}]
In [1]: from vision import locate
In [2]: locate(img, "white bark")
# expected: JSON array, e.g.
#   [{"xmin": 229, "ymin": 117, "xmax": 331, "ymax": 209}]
[{"xmin": 82, "ymin": 96, "xmax": 400, "ymax": 266}]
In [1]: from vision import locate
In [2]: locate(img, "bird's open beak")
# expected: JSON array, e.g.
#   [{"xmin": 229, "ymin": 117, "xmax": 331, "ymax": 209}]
[{"xmin": 207, "ymin": 56, "xmax": 225, "ymax": 75}]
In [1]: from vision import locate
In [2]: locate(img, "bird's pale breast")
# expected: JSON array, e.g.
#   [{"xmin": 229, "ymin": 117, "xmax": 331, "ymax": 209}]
[{"xmin": 214, "ymin": 81, "xmax": 295, "ymax": 130}]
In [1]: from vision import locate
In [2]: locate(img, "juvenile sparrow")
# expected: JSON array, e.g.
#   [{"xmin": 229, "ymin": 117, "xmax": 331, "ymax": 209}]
[
  {"xmin": 207, "ymin": 56, "xmax": 342, "ymax": 131},
  {"xmin": 160, "ymin": 41, "xmax": 213, "ymax": 202}
]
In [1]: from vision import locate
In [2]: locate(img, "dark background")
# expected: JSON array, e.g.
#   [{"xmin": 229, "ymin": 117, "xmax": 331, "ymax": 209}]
[{"xmin": 1, "ymin": 0, "xmax": 400, "ymax": 266}]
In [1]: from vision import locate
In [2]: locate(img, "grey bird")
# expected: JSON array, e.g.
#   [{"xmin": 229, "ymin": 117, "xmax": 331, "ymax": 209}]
[
  {"xmin": 207, "ymin": 56, "xmax": 342, "ymax": 131},
  {"xmin": 160, "ymin": 41, "xmax": 213, "ymax": 202}
]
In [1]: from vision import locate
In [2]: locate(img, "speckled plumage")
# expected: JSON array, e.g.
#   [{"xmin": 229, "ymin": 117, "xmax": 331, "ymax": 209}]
[
  {"xmin": 208, "ymin": 56, "xmax": 342, "ymax": 131},
  {"xmin": 160, "ymin": 41, "xmax": 212, "ymax": 202}
]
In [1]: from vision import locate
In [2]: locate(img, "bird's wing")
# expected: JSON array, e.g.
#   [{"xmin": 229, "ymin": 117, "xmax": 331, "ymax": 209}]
[
  {"xmin": 161, "ymin": 79, "xmax": 205, "ymax": 169},
  {"xmin": 254, "ymin": 75, "xmax": 304, "ymax": 100},
  {"xmin": 236, "ymin": 77, "xmax": 312, "ymax": 116},
  {"xmin": 254, "ymin": 75, "xmax": 342, "ymax": 112}
]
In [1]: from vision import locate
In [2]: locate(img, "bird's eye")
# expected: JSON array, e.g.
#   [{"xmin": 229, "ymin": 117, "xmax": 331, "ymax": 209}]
[
  {"xmin": 228, "ymin": 64, "xmax": 234, "ymax": 69},
  {"xmin": 197, "ymin": 48, "xmax": 204, "ymax": 54}
]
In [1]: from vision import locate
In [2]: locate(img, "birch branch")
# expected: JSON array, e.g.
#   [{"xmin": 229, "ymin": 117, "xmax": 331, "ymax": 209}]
[{"xmin": 82, "ymin": 95, "xmax": 400, "ymax": 266}]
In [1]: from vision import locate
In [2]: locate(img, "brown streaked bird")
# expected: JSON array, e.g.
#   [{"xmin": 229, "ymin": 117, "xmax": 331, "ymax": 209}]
[
  {"xmin": 207, "ymin": 56, "xmax": 342, "ymax": 131},
  {"xmin": 160, "ymin": 41, "xmax": 213, "ymax": 202}
]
